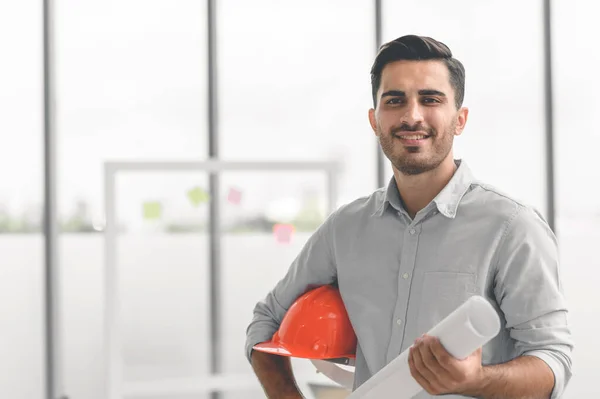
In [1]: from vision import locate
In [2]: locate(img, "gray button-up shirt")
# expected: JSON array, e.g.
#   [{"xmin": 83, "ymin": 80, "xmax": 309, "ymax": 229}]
[{"xmin": 246, "ymin": 160, "xmax": 573, "ymax": 398}]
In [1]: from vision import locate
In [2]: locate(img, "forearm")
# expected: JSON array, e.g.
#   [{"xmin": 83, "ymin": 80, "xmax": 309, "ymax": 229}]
[
  {"xmin": 251, "ymin": 350, "xmax": 304, "ymax": 399},
  {"xmin": 466, "ymin": 355, "xmax": 554, "ymax": 399}
]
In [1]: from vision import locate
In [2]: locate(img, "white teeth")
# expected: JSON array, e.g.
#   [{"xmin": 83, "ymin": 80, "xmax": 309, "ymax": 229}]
[{"xmin": 401, "ymin": 135, "xmax": 427, "ymax": 140}]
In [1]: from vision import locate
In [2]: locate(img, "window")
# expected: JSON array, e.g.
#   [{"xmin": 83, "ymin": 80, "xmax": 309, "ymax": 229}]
[
  {"xmin": 382, "ymin": 0, "xmax": 548, "ymax": 217},
  {"xmin": 55, "ymin": 1, "xmax": 208, "ymax": 397},
  {"xmin": 552, "ymin": 1, "xmax": 600, "ymax": 396},
  {"xmin": 0, "ymin": 1, "xmax": 45, "ymax": 398},
  {"xmin": 218, "ymin": 0, "xmax": 377, "ymax": 206},
  {"xmin": 217, "ymin": 1, "xmax": 375, "ymax": 396}
]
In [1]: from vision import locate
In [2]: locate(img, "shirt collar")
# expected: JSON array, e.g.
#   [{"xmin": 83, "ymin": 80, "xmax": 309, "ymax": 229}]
[{"xmin": 372, "ymin": 159, "xmax": 475, "ymax": 219}]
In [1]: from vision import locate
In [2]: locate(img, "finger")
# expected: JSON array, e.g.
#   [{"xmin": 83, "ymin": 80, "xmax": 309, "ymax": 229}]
[
  {"xmin": 408, "ymin": 347, "xmax": 434, "ymax": 392},
  {"xmin": 418, "ymin": 336, "xmax": 454, "ymax": 380},
  {"xmin": 430, "ymin": 337, "xmax": 458, "ymax": 373},
  {"xmin": 411, "ymin": 341, "xmax": 443, "ymax": 392}
]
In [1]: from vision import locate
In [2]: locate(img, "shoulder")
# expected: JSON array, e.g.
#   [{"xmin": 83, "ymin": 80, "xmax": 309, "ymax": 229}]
[
  {"xmin": 339, "ymin": 187, "xmax": 386, "ymax": 214},
  {"xmin": 322, "ymin": 187, "xmax": 386, "ymax": 233},
  {"xmin": 466, "ymin": 181, "xmax": 555, "ymax": 249},
  {"xmin": 467, "ymin": 180, "xmax": 549, "ymax": 231},
  {"xmin": 334, "ymin": 187, "xmax": 385, "ymax": 219}
]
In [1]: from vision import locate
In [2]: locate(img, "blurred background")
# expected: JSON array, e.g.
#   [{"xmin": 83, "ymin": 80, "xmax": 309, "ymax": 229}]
[{"xmin": 1, "ymin": 0, "xmax": 598, "ymax": 398}]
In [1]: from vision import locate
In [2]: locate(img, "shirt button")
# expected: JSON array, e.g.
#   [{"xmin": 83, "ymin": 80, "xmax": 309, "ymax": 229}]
[
  {"xmin": 402, "ymin": 273, "xmax": 409, "ymax": 279},
  {"xmin": 396, "ymin": 319, "xmax": 403, "ymax": 326},
  {"xmin": 409, "ymin": 228, "xmax": 416, "ymax": 235}
]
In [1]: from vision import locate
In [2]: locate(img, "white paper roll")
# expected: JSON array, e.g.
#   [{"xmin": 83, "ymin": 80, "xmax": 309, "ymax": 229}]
[{"xmin": 347, "ymin": 295, "xmax": 501, "ymax": 398}]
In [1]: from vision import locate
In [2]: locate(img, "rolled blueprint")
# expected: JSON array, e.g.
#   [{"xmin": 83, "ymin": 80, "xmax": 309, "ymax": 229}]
[{"xmin": 347, "ymin": 295, "xmax": 501, "ymax": 398}]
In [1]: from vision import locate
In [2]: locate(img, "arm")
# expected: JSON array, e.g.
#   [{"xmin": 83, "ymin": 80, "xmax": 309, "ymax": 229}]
[
  {"xmin": 468, "ymin": 355, "xmax": 554, "ymax": 399},
  {"xmin": 245, "ymin": 211, "xmax": 339, "ymax": 397},
  {"xmin": 409, "ymin": 338, "xmax": 555, "ymax": 399},
  {"xmin": 409, "ymin": 206, "xmax": 573, "ymax": 398},
  {"xmin": 486, "ymin": 206, "xmax": 573, "ymax": 398},
  {"xmin": 251, "ymin": 350, "xmax": 304, "ymax": 398}
]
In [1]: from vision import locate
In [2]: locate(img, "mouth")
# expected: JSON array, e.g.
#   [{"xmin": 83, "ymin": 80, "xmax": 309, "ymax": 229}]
[{"xmin": 394, "ymin": 132, "xmax": 431, "ymax": 145}]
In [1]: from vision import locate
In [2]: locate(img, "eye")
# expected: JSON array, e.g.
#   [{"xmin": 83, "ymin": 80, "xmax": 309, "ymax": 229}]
[
  {"xmin": 422, "ymin": 97, "xmax": 440, "ymax": 104},
  {"xmin": 385, "ymin": 98, "xmax": 403, "ymax": 105}
]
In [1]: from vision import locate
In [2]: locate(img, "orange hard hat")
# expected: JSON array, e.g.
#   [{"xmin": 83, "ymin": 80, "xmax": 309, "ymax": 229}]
[{"xmin": 253, "ymin": 285, "xmax": 357, "ymax": 360}]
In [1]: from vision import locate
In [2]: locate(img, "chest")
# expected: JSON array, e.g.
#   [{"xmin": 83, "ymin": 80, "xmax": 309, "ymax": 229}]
[{"xmin": 334, "ymin": 215, "xmax": 502, "ymax": 335}]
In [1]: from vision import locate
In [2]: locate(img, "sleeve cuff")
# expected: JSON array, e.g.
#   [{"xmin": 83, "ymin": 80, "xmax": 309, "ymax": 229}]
[
  {"xmin": 245, "ymin": 330, "xmax": 276, "ymax": 364},
  {"xmin": 522, "ymin": 350, "xmax": 565, "ymax": 399}
]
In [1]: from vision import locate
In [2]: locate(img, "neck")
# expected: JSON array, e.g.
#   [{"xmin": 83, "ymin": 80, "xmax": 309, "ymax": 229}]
[{"xmin": 393, "ymin": 156, "xmax": 458, "ymax": 219}]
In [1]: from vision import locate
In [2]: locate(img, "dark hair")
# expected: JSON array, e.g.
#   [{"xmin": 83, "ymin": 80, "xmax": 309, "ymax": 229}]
[{"xmin": 370, "ymin": 35, "xmax": 465, "ymax": 109}]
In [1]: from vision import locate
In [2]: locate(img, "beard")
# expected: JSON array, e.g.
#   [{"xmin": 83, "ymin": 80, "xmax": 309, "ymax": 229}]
[{"xmin": 378, "ymin": 120, "xmax": 456, "ymax": 176}]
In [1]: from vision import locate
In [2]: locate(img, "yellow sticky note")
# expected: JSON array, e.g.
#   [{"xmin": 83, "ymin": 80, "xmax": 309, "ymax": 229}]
[
  {"xmin": 143, "ymin": 202, "xmax": 162, "ymax": 220},
  {"xmin": 187, "ymin": 186, "xmax": 210, "ymax": 206}
]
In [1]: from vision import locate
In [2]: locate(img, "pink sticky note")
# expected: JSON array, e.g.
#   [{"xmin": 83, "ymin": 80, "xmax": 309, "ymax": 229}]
[
  {"xmin": 273, "ymin": 223, "xmax": 295, "ymax": 244},
  {"xmin": 227, "ymin": 187, "xmax": 242, "ymax": 205}
]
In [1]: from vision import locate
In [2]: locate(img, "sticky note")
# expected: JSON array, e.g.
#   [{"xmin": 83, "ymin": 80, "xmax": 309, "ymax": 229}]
[
  {"xmin": 187, "ymin": 186, "xmax": 210, "ymax": 206},
  {"xmin": 227, "ymin": 187, "xmax": 242, "ymax": 205},
  {"xmin": 143, "ymin": 202, "xmax": 162, "ymax": 220},
  {"xmin": 273, "ymin": 223, "xmax": 295, "ymax": 244}
]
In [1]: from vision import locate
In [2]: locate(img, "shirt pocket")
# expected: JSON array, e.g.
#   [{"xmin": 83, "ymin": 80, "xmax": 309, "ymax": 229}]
[{"xmin": 416, "ymin": 271, "xmax": 477, "ymax": 335}]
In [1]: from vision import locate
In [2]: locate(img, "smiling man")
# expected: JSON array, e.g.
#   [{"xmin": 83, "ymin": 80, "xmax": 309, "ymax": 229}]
[
  {"xmin": 246, "ymin": 35, "xmax": 573, "ymax": 399},
  {"xmin": 372, "ymin": 63, "xmax": 462, "ymax": 178}
]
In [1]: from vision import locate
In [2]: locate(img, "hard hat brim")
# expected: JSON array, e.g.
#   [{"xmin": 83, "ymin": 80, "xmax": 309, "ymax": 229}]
[
  {"xmin": 253, "ymin": 340, "xmax": 356, "ymax": 360},
  {"xmin": 252, "ymin": 341, "xmax": 294, "ymax": 356}
]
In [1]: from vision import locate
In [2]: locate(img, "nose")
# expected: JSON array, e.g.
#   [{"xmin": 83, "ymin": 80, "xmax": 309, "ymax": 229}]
[{"xmin": 402, "ymin": 100, "xmax": 424, "ymax": 126}]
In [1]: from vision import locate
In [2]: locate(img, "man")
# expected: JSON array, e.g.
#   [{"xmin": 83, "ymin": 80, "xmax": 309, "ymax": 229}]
[{"xmin": 245, "ymin": 35, "xmax": 573, "ymax": 398}]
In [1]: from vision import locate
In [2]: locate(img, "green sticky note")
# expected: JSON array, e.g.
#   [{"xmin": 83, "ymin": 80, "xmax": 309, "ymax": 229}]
[
  {"xmin": 143, "ymin": 202, "xmax": 162, "ymax": 220},
  {"xmin": 187, "ymin": 186, "xmax": 210, "ymax": 206}
]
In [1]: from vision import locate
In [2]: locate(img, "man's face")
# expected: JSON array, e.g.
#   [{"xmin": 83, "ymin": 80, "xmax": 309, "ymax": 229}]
[{"xmin": 369, "ymin": 60, "xmax": 468, "ymax": 176}]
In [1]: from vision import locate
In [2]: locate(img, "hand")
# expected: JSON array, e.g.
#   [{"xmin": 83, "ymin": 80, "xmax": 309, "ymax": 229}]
[{"xmin": 408, "ymin": 334, "xmax": 484, "ymax": 396}]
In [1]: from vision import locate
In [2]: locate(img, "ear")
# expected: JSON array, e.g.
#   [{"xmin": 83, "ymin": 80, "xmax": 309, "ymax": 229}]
[
  {"xmin": 368, "ymin": 108, "xmax": 379, "ymax": 136},
  {"xmin": 454, "ymin": 107, "xmax": 469, "ymax": 136}
]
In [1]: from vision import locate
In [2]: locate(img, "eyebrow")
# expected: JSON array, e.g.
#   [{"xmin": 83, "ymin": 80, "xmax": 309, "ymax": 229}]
[{"xmin": 381, "ymin": 89, "xmax": 447, "ymax": 98}]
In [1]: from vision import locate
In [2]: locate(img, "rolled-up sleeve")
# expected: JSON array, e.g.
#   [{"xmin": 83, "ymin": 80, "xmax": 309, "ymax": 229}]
[
  {"xmin": 493, "ymin": 206, "xmax": 574, "ymax": 399},
  {"xmin": 244, "ymin": 210, "xmax": 339, "ymax": 363}
]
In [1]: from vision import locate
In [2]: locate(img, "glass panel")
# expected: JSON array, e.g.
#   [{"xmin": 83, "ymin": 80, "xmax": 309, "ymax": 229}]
[
  {"xmin": 55, "ymin": 0, "xmax": 208, "ymax": 224},
  {"xmin": 0, "ymin": 0, "xmax": 45, "ymax": 397},
  {"xmin": 382, "ymin": 0, "xmax": 548, "ymax": 216},
  {"xmin": 217, "ymin": 1, "xmax": 375, "ymax": 396},
  {"xmin": 552, "ymin": 0, "xmax": 600, "ymax": 396},
  {"xmin": 218, "ymin": 0, "xmax": 377, "ymax": 206},
  {"xmin": 55, "ymin": 1, "xmax": 209, "ymax": 397}
]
